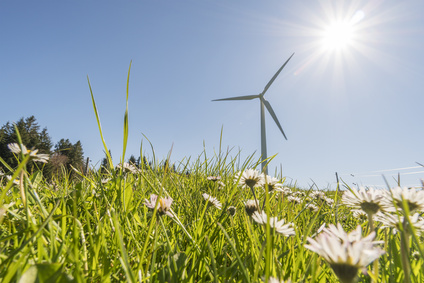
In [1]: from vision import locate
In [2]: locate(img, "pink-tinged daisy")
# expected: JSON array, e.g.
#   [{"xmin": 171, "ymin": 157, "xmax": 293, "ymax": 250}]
[
  {"xmin": 251, "ymin": 211, "xmax": 295, "ymax": 237},
  {"xmin": 144, "ymin": 194, "xmax": 173, "ymax": 218}
]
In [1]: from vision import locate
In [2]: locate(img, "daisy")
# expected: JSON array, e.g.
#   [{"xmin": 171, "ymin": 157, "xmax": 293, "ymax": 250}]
[
  {"xmin": 116, "ymin": 162, "xmax": 138, "ymax": 174},
  {"xmin": 309, "ymin": 190, "xmax": 326, "ymax": 200},
  {"xmin": 265, "ymin": 277, "xmax": 291, "ymax": 283},
  {"xmin": 245, "ymin": 199, "xmax": 260, "ymax": 216},
  {"xmin": 387, "ymin": 186, "xmax": 424, "ymax": 213},
  {"xmin": 144, "ymin": 194, "xmax": 173, "ymax": 218},
  {"xmin": 251, "ymin": 211, "xmax": 295, "ymax": 237},
  {"xmin": 305, "ymin": 225, "xmax": 385, "ymax": 283},
  {"xmin": 305, "ymin": 203, "xmax": 319, "ymax": 213},
  {"xmin": 342, "ymin": 187, "xmax": 389, "ymax": 216},
  {"xmin": 8, "ymin": 143, "xmax": 49, "ymax": 163},
  {"xmin": 323, "ymin": 197, "xmax": 335, "ymax": 206},
  {"xmin": 374, "ymin": 212, "xmax": 424, "ymax": 235},
  {"xmin": 234, "ymin": 169, "xmax": 264, "ymax": 189},
  {"xmin": 207, "ymin": 176, "xmax": 221, "ymax": 182},
  {"xmin": 287, "ymin": 196, "xmax": 302, "ymax": 204},
  {"xmin": 262, "ymin": 175, "xmax": 283, "ymax": 192},
  {"xmin": 351, "ymin": 210, "xmax": 368, "ymax": 221},
  {"xmin": 227, "ymin": 206, "xmax": 236, "ymax": 216},
  {"xmin": 202, "ymin": 193, "xmax": 222, "ymax": 210}
]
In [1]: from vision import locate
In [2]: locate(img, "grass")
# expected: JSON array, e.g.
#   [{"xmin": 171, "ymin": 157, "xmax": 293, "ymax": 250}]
[{"xmin": 0, "ymin": 67, "xmax": 423, "ymax": 282}]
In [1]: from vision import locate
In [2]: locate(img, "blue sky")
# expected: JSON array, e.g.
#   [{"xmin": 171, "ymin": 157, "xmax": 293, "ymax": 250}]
[{"xmin": 1, "ymin": 0, "xmax": 423, "ymax": 189}]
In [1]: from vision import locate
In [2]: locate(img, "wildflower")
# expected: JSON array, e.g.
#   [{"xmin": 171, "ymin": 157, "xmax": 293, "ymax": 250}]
[
  {"xmin": 227, "ymin": 206, "xmax": 236, "ymax": 216},
  {"xmin": 309, "ymin": 190, "xmax": 325, "ymax": 200},
  {"xmin": 351, "ymin": 209, "xmax": 368, "ymax": 221},
  {"xmin": 252, "ymin": 211, "xmax": 295, "ymax": 237},
  {"xmin": 265, "ymin": 277, "xmax": 291, "ymax": 283},
  {"xmin": 287, "ymin": 196, "xmax": 302, "ymax": 204},
  {"xmin": 245, "ymin": 199, "xmax": 260, "ymax": 216},
  {"xmin": 342, "ymin": 187, "xmax": 389, "ymax": 216},
  {"xmin": 207, "ymin": 176, "xmax": 221, "ymax": 182},
  {"xmin": 273, "ymin": 186, "xmax": 292, "ymax": 196},
  {"xmin": 305, "ymin": 203, "xmax": 319, "ymax": 212},
  {"xmin": 202, "ymin": 193, "xmax": 222, "ymax": 210},
  {"xmin": 6, "ymin": 175, "xmax": 20, "ymax": 186},
  {"xmin": 262, "ymin": 175, "xmax": 283, "ymax": 192},
  {"xmin": 305, "ymin": 224, "xmax": 384, "ymax": 283},
  {"xmin": 387, "ymin": 186, "xmax": 424, "ymax": 213},
  {"xmin": 144, "ymin": 194, "xmax": 173, "ymax": 218},
  {"xmin": 234, "ymin": 169, "xmax": 264, "ymax": 189},
  {"xmin": 8, "ymin": 143, "xmax": 49, "ymax": 163},
  {"xmin": 323, "ymin": 197, "xmax": 334, "ymax": 206},
  {"xmin": 116, "ymin": 162, "xmax": 138, "ymax": 174},
  {"xmin": 374, "ymin": 212, "xmax": 424, "ymax": 235}
]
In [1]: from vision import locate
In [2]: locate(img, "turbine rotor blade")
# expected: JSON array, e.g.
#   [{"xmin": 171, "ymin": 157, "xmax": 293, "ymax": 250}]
[
  {"xmin": 262, "ymin": 52, "xmax": 295, "ymax": 96},
  {"xmin": 212, "ymin": 94, "xmax": 260, "ymax": 101},
  {"xmin": 262, "ymin": 98, "xmax": 287, "ymax": 140}
]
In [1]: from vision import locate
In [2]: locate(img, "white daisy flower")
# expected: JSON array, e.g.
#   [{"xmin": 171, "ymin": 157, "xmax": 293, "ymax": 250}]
[
  {"xmin": 305, "ymin": 225, "xmax": 385, "ymax": 283},
  {"xmin": 262, "ymin": 175, "xmax": 283, "ymax": 192},
  {"xmin": 265, "ymin": 277, "xmax": 291, "ymax": 283},
  {"xmin": 305, "ymin": 203, "xmax": 319, "ymax": 212},
  {"xmin": 144, "ymin": 194, "xmax": 173, "ymax": 218},
  {"xmin": 202, "ymin": 193, "xmax": 222, "ymax": 210},
  {"xmin": 116, "ymin": 162, "xmax": 139, "ymax": 174},
  {"xmin": 287, "ymin": 196, "xmax": 302, "ymax": 204},
  {"xmin": 234, "ymin": 169, "xmax": 264, "ymax": 189},
  {"xmin": 387, "ymin": 187, "xmax": 424, "ymax": 213},
  {"xmin": 252, "ymin": 211, "xmax": 295, "ymax": 237},
  {"xmin": 207, "ymin": 176, "xmax": 221, "ymax": 182},
  {"xmin": 8, "ymin": 143, "xmax": 49, "ymax": 163},
  {"xmin": 374, "ymin": 212, "xmax": 424, "ymax": 235},
  {"xmin": 324, "ymin": 197, "xmax": 335, "ymax": 206},
  {"xmin": 351, "ymin": 209, "xmax": 368, "ymax": 221},
  {"xmin": 227, "ymin": 206, "xmax": 236, "ymax": 216},
  {"xmin": 342, "ymin": 187, "xmax": 390, "ymax": 215},
  {"xmin": 309, "ymin": 190, "xmax": 326, "ymax": 200},
  {"xmin": 244, "ymin": 199, "xmax": 260, "ymax": 216}
]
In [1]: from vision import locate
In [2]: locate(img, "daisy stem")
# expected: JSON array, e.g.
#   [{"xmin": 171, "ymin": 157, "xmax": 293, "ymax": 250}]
[
  {"xmin": 248, "ymin": 185, "xmax": 259, "ymax": 207},
  {"xmin": 400, "ymin": 218, "xmax": 411, "ymax": 283},
  {"xmin": 19, "ymin": 170, "xmax": 26, "ymax": 208},
  {"xmin": 367, "ymin": 213, "xmax": 378, "ymax": 283}
]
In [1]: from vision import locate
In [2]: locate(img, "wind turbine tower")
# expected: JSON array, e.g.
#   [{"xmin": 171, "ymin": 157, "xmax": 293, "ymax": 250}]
[{"xmin": 212, "ymin": 53, "xmax": 294, "ymax": 174}]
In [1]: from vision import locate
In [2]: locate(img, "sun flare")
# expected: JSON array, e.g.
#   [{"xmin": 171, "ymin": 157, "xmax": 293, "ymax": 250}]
[
  {"xmin": 320, "ymin": 10, "xmax": 364, "ymax": 51},
  {"xmin": 322, "ymin": 22, "xmax": 353, "ymax": 50}
]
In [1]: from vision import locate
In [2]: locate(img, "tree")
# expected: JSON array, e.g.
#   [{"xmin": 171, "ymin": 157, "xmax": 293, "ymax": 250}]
[
  {"xmin": 53, "ymin": 139, "xmax": 85, "ymax": 179},
  {"xmin": 100, "ymin": 150, "xmax": 112, "ymax": 173},
  {"xmin": 0, "ymin": 116, "xmax": 52, "ymax": 173},
  {"xmin": 128, "ymin": 155, "xmax": 137, "ymax": 165}
]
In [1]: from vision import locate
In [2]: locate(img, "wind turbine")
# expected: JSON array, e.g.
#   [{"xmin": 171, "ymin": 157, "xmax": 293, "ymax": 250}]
[{"xmin": 212, "ymin": 53, "xmax": 294, "ymax": 174}]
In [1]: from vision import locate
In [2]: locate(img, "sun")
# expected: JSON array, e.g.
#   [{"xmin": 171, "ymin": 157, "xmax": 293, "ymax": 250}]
[
  {"xmin": 320, "ymin": 10, "xmax": 364, "ymax": 51},
  {"xmin": 322, "ymin": 22, "xmax": 353, "ymax": 50}
]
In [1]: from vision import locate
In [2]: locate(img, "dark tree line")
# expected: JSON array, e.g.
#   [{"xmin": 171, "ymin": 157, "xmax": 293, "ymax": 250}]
[{"xmin": 0, "ymin": 116, "xmax": 85, "ymax": 179}]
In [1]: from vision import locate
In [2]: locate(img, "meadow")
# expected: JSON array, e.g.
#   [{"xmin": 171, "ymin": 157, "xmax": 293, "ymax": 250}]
[{"xmin": 0, "ymin": 69, "xmax": 423, "ymax": 282}]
